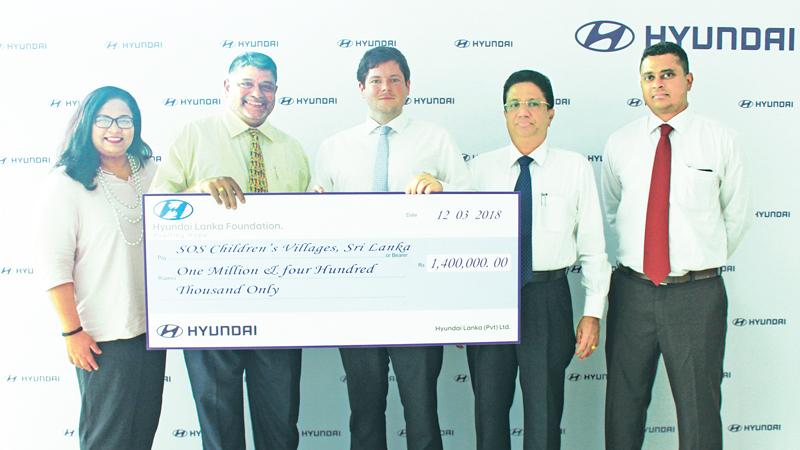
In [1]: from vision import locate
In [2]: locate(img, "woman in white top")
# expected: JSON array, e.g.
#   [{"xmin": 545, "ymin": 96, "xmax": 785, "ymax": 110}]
[{"xmin": 40, "ymin": 86, "xmax": 165, "ymax": 450}]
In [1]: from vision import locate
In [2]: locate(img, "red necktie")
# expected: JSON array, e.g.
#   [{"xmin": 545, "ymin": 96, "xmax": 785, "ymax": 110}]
[{"xmin": 643, "ymin": 123, "xmax": 673, "ymax": 285}]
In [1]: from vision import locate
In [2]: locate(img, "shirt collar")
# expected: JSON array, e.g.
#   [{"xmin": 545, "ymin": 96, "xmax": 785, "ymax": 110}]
[
  {"xmin": 505, "ymin": 138, "xmax": 550, "ymax": 169},
  {"xmin": 222, "ymin": 107, "xmax": 277, "ymax": 142},
  {"xmin": 361, "ymin": 112, "xmax": 410, "ymax": 135},
  {"xmin": 646, "ymin": 104, "xmax": 693, "ymax": 134}
]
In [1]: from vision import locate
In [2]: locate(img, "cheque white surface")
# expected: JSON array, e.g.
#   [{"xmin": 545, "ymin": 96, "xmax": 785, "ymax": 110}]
[{"xmin": 144, "ymin": 193, "xmax": 519, "ymax": 348}]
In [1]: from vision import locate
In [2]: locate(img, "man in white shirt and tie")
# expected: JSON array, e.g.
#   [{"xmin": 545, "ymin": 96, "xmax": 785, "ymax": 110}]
[
  {"xmin": 467, "ymin": 69, "xmax": 611, "ymax": 450},
  {"xmin": 313, "ymin": 46, "xmax": 470, "ymax": 450},
  {"xmin": 602, "ymin": 42, "xmax": 751, "ymax": 450}
]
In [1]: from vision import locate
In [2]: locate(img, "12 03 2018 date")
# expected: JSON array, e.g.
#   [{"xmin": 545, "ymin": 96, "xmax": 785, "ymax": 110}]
[{"xmin": 435, "ymin": 209, "xmax": 502, "ymax": 220}]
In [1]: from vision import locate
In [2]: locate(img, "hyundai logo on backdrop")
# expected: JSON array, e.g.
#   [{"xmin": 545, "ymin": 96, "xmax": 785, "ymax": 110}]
[
  {"xmin": 279, "ymin": 96, "xmax": 338, "ymax": 106},
  {"xmin": 575, "ymin": 21, "xmax": 635, "ymax": 52},
  {"xmin": 738, "ymin": 99, "xmax": 794, "ymax": 108},
  {"xmin": 5, "ymin": 374, "xmax": 61, "ymax": 383},
  {"xmin": 567, "ymin": 372, "xmax": 607, "ymax": 381},
  {"xmin": 755, "ymin": 210, "xmax": 791, "ymax": 219},
  {"xmin": 0, "ymin": 156, "xmax": 50, "ymax": 165},
  {"xmin": 220, "ymin": 40, "xmax": 279, "ymax": 49},
  {"xmin": 105, "ymin": 40, "xmax": 164, "ymax": 50},
  {"xmin": 163, "ymin": 97, "xmax": 221, "ymax": 107},
  {"xmin": 405, "ymin": 96, "xmax": 456, "ymax": 105},
  {"xmin": 173, "ymin": 429, "xmax": 201, "ymax": 438},
  {"xmin": 453, "ymin": 38, "xmax": 514, "ymax": 48},
  {"xmin": 628, "ymin": 98, "xmax": 643, "ymax": 107},
  {"xmin": 49, "ymin": 99, "xmax": 80, "ymax": 108},
  {"xmin": 336, "ymin": 38, "xmax": 397, "ymax": 48},
  {"xmin": 397, "ymin": 429, "xmax": 454, "ymax": 437},
  {"xmin": 153, "ymin": 200, "xmax": 194, "ymax": 220},
  {"xmin": 554, "ymin": 98, "xmax": 572, "ymax": 106},
  {"xmin": 731, "ymin": 317, "xmax": 787, "ymax": 327},
  {"xmin": 2, "ymin": 42, "xmax": 47, "ymax": 50},
  {"xmin": 300, "ymin": 430, "xmax": 343, "ymax": 437},
  {"xmin": 0, "ymin": 266, "xmax": 34, "ymax": 276},
  {"xmin": 453, "ymin": 374, "xmax": 469, "ymax": 383},
  {"xmin": 645, "ymin": 26, "xmax": 795, "ymax": 51},
  {"xmin": 157, "ymin": 324, "xmax": 183, "ymax": 338},
  {"xmin": 576, "ymin": 21, "xmax": 796, "ymax": 52},
  {"xmin": 646, "ymin": 426, "xmax": 676, "ymax": 433},
  {"xmin": 728, "ymin": 423, "xmax": 783, "ymax": 432}
]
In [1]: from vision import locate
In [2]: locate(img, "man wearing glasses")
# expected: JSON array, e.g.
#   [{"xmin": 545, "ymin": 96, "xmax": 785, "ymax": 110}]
[
  {"xmin": 467, "ymin": 70, "xmax": 611, "ymax": 450},
  {"xmin": 313, "ymin": 46, "xmax": 470, "ymax": 450},
  {"xmin": 151, "ymin": 52, "xmax": 309, "ymax": 450}
]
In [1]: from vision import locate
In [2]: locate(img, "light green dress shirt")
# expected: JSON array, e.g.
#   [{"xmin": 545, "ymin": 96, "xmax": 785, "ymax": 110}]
[{"xmin": 151, "ymin": 108, "xmax": 310, "ymax": 193}]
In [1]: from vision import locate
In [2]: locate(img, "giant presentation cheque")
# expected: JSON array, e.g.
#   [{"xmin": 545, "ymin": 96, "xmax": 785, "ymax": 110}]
[{"xmin": 143, "ymin": 192, "xmax": 519, "ymax": 349}]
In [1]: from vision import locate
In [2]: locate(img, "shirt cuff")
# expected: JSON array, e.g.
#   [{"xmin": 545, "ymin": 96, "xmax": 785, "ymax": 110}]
[{"xmin": 582, "ymin": 293, "xmax": 607, "ymax": 319}]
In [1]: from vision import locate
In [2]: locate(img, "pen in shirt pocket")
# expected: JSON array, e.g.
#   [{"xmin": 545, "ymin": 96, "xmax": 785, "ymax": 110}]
[
  {"xmin": 540, "ymin": 192, "xmax": 548, "ymax": 207},
  {"xmin": 686, "ymin": 163, "xmax": 714, "ymax": 173}
]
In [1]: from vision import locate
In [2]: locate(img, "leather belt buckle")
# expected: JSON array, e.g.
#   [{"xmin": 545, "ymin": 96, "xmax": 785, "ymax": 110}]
[{"xmin": 617, "ymin": 265, "xmax": 719, "ymax": 285}]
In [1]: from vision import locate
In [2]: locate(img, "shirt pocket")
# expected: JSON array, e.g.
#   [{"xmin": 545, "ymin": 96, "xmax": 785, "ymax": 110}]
[
  {"xmin": 672, "ymin": 165, "xmax": 720, "ymax": 211},
  {"xmin": 540, "ymin": 192, "xmax": 576, "ymax": 232}
]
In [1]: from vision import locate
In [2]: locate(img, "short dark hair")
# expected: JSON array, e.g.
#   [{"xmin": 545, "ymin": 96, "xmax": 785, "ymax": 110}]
[
  {"xmin": 56, "ymin": 86, "xmax": 152, "ymax": 190},
  {"xmin": 502, "ymin": 70, "xmax": 554, "ymax": 109},
  {"xmin": 356, "ymin": 46, "xmax": 410, "ymax": 85},
  {"xmin": 640, "ymin": 41, "xmax": 689, "ymax": 74},
  {"xmin": 228, "ymin": 52, "xmax": 278, "ymax": 81}
]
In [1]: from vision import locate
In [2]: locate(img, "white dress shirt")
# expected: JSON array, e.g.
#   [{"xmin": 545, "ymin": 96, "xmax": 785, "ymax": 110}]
[
  {"xmin": 602, "ymin": 107, "xmax": 751, "ymax": 275},
  {"xmin": 313, "ymin": 113, "xmax": 470, "ymax": 191},
  {"xmin": 469, "ymin": 140, "xmax": 611, "ymax": 319}
]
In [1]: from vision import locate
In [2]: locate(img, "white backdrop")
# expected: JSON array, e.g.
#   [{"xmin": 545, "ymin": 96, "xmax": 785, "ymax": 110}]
[{"xmin": 1, "ymin": 1, "xmax": 797, "ymax": 449}]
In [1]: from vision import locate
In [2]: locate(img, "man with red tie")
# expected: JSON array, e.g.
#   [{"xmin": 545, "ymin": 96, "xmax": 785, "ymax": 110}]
[{"xmin": 601, "ymin": 42, "xmax": 751, "ymax": 450}]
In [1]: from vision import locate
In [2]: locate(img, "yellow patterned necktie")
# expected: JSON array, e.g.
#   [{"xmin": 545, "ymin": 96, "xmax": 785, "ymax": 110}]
[{"xmin": 248, "ymin": 128, "xmax": 268, "ymax": 192}]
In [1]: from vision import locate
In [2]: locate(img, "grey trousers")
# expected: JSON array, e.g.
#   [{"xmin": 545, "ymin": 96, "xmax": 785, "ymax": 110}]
[
  {"xmin": 467, "ymin": 277, "xmax": 575, "ymax": 450},
  {"xmin": 75, "ymin": 333, "xmax": 166, "ymax": 450},
  {"xmin": 605, "ymin": 269, "xmax": 727, "ymax": 450},
  {"xmin": 339, "ymin": 346, "xmax": 444, "ymax": 450},
  {"xmin": 184, "ymin": 348, "xmax": 301, "ymax": 450}
]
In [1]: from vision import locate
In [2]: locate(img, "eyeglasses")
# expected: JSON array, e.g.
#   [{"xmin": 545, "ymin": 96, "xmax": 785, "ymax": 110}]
[
  {"xmin": 503, "ymin": 99, "xmax": 550, "ymax": 113},
  {"xmin": 94, "ymin": 115, "xmax": 134, "ymax": 129},
  {"xmin": 237, "ymin": 80, "xmax": 277, "ymax": 94}
]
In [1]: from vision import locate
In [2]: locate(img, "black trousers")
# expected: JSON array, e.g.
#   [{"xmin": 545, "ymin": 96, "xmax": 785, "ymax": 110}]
[
  {"xmin": 339, "ymin": 346, "xmax": 444, "ymax": 450},
  {"xmin": 75, "ymin": 334, "xmax": 165, "ymax": 450},
  {"xmin": 605, "ymin": 269, "xmax": 727, "ymax": 450},
  {"xmin": 184, "ymin": 348, "xmax": 301, "ymax": 450},
  {"xmin": 467, "ymin": 277, "xmax": 575, "ymax": 450}
]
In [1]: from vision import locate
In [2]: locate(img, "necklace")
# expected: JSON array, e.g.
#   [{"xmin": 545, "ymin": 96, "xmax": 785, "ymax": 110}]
[{"xmin": 97, "ymin": 154, "xmax": 144, "ymax": 246}]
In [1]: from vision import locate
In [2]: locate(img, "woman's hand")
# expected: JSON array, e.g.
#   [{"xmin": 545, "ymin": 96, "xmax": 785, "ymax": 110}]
[{"xmin": 65, "ymin": 330, "xmax": 102, "ymax": 371}]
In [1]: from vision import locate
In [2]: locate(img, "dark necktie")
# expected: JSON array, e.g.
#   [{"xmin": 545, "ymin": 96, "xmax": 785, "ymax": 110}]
[
  {"xmin": 643, "ymin": 124, "xmax": 673, "ymax": 285},
  {"xmin": 516, "ymin": 155, "xmax": 534, "ymax": 286}
]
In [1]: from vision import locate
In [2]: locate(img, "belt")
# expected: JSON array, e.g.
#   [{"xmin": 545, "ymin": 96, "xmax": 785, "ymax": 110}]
[
  {"xmin": 616, "ymin": 265, "xmax": 719, "ymax": 285},
  {"xmin": 529, "ymin": 268, "xmax": 567, "ymax": 284}
]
